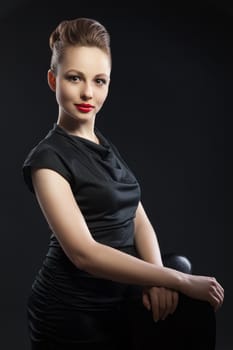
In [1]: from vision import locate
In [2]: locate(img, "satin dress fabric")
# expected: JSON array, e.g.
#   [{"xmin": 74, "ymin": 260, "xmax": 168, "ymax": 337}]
[
  {"xmin": 22, "ymin": 124, "xmax": 216, "ymax": 349},
  {"xmin": 22, "ymin": 124, "xmax": 142, "ymax": 344}
]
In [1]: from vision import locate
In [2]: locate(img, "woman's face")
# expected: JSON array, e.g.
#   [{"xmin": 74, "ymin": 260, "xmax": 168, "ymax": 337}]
[{"xmin": 50, "ymin": 45, "xmax": 111, "ymax": 123}]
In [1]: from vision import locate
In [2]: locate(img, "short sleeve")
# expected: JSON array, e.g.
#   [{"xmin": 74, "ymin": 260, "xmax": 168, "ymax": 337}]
[{"xmin": 22, "ymin": 146, "xmax": 72, "ymax": 194}]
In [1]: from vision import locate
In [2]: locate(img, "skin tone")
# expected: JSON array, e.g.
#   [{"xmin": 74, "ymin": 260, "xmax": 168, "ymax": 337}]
[
  {"xmin": 32, "ymin": 44, "xmax": 224, "ymax": 324},
  {"xmin": 48, "ymin": 46, "xmax": 111, "ymax": 143}
]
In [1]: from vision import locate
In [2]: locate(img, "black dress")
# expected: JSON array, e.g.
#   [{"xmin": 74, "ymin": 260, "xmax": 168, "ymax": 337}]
[{"xmin": 22, "ymin": 124, "xmax": 216, "ymax": 350}]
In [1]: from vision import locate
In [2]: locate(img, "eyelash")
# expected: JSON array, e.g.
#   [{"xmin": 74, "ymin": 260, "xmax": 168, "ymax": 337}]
[
  {"xmin": 96, "ymin": 78, "xmax": 107, "ymax": 85},
  {"xmin": 66, "ymin": 75, "xmax": 107, "ymax": 85},
  {"xmin": 67, "ymin": 75, "xmax": 81, "ymax": 82}
]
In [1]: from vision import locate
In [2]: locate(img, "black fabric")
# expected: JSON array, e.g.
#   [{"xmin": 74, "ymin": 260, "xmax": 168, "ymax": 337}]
[
  {"xmin": 22, "ymin": 124, "xmax": 216, "ymax": 348},
  {"xmin": 29, "ymin": 291, "xmax": 216, "ymax": 350},
  {"xmin": 22, "ymin": 124, "xmax": 142, "ymax": 343},
  {"xmin": 125, "ymin": 293, "xmax": 216, "ymax": 350},
  {"xmin": 22, "ymin": 123, "xmax": 141, "ymax": 247}
]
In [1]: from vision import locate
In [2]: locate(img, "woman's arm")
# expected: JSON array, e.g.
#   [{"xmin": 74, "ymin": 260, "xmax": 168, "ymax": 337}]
[
  {"xmin": 31, "ymin": 168, "xmax": 224, "ymax": 310},
  {"xmin": 134, "ymin": 201, "xmax": 163, "ymax": 266},
  {"xmin": 134, "ymin": 201, "xmax": 179, "ymax": 320}
]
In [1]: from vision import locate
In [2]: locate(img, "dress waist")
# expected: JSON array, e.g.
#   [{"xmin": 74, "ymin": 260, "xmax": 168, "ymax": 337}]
[{"xmin": 31, "ymin": 243, "xmax": 140, "ymax": 312}]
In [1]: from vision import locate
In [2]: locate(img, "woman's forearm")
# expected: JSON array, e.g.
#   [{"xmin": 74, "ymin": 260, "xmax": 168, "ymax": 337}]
[
  {"xmin": 71, "ymin": 241, "xmax": 224, "ymax": 311},
  {"xmin": 71, "ymin": 240, "xmax": 184, "ymax": 291}
]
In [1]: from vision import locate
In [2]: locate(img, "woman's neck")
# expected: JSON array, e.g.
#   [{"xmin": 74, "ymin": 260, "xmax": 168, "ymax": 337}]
[{"xmin": 56, "ymin": 116, "xmax": 99, "ymax": 144}]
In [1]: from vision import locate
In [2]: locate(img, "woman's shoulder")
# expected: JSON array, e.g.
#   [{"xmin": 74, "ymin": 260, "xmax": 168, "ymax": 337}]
[
  {"xmin": 22, "ymin": 124, "xmax": 74, "ymax": 194},
  {"xmin": 24, "ymin": 123, "xmax": 72, "ymax": 160}
]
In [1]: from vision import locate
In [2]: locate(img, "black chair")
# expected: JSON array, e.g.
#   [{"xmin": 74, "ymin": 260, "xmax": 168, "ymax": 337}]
[{"xmin": 162, "ymin": 253, "xmax": 192, "ymax": 274}]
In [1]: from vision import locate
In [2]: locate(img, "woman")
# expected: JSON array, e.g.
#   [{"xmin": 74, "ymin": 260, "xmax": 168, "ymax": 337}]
[{"xmin": 22, "ymin": 17, "xmax": 224, "ymax": 349}]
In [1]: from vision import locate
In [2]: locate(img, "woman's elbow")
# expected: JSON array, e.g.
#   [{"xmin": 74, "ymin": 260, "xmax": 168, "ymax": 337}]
[{"xmin": 68, "ymin": 241, "xmax": 98, "ymax": 271}]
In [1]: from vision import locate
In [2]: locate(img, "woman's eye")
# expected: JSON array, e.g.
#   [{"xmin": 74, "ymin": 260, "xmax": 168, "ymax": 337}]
[
  {"xmin": 67, "ymin": 75, "xmax": 81, "ymax": 82},
  {"xmin": 96, "ymin": 78, "xmax": 106, "ymax": 85}
]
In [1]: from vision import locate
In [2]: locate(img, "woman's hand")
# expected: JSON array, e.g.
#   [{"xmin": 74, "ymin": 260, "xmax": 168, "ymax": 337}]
[
  {"xmin": 181, "ymin": 274, "xmax": 224, "ymax": 311},
  {"xmin": 142, "ymin": 286, "xmax": 179, "ymax": 322}
]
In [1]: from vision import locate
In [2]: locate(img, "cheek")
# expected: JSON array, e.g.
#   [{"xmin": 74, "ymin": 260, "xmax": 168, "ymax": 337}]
[
  {"xmin": 56, "ymin": 84, "xmax": 74, "ymax": 104},
  {"xmin": 97, "ymin": 89, "xmax": 109, "ymax": 106}
]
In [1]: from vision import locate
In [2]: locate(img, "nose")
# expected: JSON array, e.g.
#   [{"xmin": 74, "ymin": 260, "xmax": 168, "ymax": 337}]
[{"xmin": 80, "ymin": 82, "xmax": 93, "ymax": 101}]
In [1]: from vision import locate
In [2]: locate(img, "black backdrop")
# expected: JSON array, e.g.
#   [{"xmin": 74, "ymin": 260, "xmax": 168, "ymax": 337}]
[{"xmin": 0, "ymin": 1, "xmax": 231, "ymax": 349}]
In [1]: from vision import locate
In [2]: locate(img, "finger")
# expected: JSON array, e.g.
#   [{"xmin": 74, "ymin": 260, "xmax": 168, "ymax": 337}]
[
  {"xmin": 170, "ymin": 291, "xmax": 179, "ymax": 314},
  {"xmin": 211, "ymin": 295, "xmax": 222, "ymax": 312},
  {"xmin": 219, "ymin": 285, "xmax": 224, "ymax": 295},
  {"xmin": 212, "ymin": 278, "xmax": 224, "ymax": 296},
  {"xmin": 216, "ymin": 288, "xmax": 224, "ymax": 304},
  {"xmin": 213, "ymin": 287, "xmax": 224, "ymax": 309},
  {"xmin": 161, "ymin": 290, "xmax": 179, "ymax": 320},
  {"xmin": 161, "ymin": 290, "xmax": 171, "ymax": 320},
  {"xmin": 210, "ymin": 290, "xmax": 223, "ymax": 311},
  {"xmin": 142, "ymin": 292, "xmax": 151, "ymax": 310},
  {"xmin": 218, "ymin": 286, "xmax": 225, "ymax": 301},
  {"xmin": 150, "ymin": 293, "xmax": 160, "ymax": 322},
  {"xmin": 210, "ymin": 283, "xmax": 224, "ymax": 310},
  {"xmin": 157, "ymin": 288, "xmax": 167, "ymax": 320}
]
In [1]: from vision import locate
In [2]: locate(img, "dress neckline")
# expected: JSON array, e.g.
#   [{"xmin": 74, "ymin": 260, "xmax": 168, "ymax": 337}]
[{"xmin": 52, "ymin": 123, "xmax": 111, "ymax": 155}]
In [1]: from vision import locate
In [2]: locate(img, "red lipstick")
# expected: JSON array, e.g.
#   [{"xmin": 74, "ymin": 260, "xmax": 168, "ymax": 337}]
[{"xmin": 75, "ymin": 103, "xmax": 94, "ymax": 113}]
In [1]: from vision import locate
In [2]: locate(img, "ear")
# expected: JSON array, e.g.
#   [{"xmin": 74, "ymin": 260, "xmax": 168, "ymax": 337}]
[{"xmin": 47, "ymin": 69, "xmax": 56, "ymax": 91}]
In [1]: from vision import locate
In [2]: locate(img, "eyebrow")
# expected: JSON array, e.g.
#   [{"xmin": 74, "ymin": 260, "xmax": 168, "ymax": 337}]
[{"xmin": 65, "ymin": 69, "xmax": 109, "ymax": 78}]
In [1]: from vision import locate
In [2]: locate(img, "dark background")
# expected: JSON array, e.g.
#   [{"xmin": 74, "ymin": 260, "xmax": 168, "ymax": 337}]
[{"xmin": 0, "ymin": 0, "xmax": 231, "ymax": 349}]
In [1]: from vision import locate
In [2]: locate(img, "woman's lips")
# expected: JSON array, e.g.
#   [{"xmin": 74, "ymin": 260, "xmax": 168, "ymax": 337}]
[{"xmin": 75, "ymin": 104, "xmax": 94, "ymax": 113}]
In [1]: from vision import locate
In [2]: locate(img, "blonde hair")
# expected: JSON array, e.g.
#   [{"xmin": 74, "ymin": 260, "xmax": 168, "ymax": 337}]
[{"xmin": 49, "ymin": 17, "xmax": 111, "ymax": 74}]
